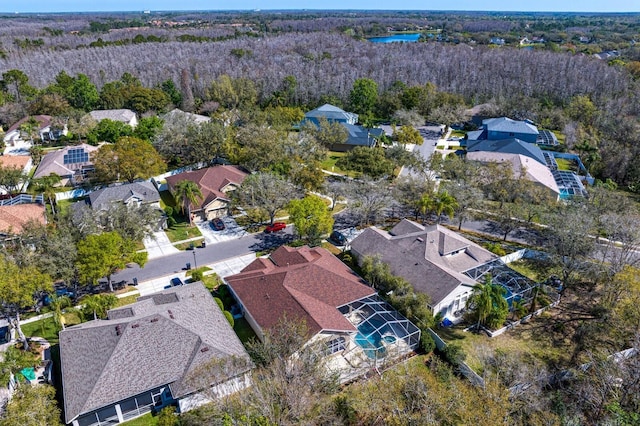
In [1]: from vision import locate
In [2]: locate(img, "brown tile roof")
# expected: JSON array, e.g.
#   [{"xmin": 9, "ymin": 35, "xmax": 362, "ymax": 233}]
[
  {"xmin": 0, "ymin": 204, "xmax": 46, "ymax": 235},
  {"xmin": 350, "ymin": 219, "xmax": 497, "ymax": 306},
  {"xmin": 226, "ymin": 246, "xmax": 376, "ymax": 336},
  {"xmin": 59, "ymin": 283, "xmax": 251, "ymax": 424},
  {"xmin": 165, "ymin": 165, "xmax": 248, "ymax": 211},
  {"xmin": 0, "ymin": 155, "xmax": 31, "ymax": 171}
]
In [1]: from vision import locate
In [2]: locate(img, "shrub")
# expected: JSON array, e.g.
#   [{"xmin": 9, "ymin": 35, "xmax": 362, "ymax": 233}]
[
  {"xmin": 420, "ymin": 331, "xmax": 436, "ymax": 354},
  {"xmin": 224, "ymin": 310, "xmax": 234, "ymax": 327},
  {"xmin": 440, "ymin": 343, "xmax": 466, "ymax": 366},
  {"xmin": 191, "ymin": 268, "xmax": 204, "ymax": 282},
  {"xmin": 213, "ymin": 297, "xmax": 224, "ymax": 312},
  {"xmin": 163, "ymin": 206, "xmax": 173, "ymax": 217}
]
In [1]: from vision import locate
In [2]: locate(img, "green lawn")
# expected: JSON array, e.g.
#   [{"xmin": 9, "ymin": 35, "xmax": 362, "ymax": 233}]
[
  {"xmin": 22, "ymin": 318, "xmax": 61, "ymax": 345},
  {"xmin": 165, "ymin": 222, "xmax": 202, "ymax": 243},
  {"xmin": 121, "ymin": 412, "xmax": 158, "ymax": 426},
  {"xmin": 320, "ymin": 151, "xmax": 358, "ymax": 177},
  {"xmin": 114, "ymin": 294, "xmax": 140, "ymax": 308},
  {"xmin": 234, "ymin": 317, "xmax": 257, "ymax": 344},
  {"xmin": 450, "ymin": 130, "xmax": 466, "ymax": 138}
]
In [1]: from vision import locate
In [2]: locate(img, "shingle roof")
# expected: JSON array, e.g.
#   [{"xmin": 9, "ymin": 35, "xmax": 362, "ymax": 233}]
[
  {"xmin": 467, "ymin": 138, "xmax": 547, "ymax": 165},
  {"xmin": 350, "ymin": 220, "xmax": 497, "ymax": 306},
  {"xmin": 59, "ymin": 282, "xmax": 251, "ymax": 424},
  {"xmin": 6, "ymin": 115, "xmax": 53, "ymax": 133},
  {"xmin": 89, "ymin": 109, "xmax": 136, "ymax": 124},
  {"xmin": 226, "ymin": 246, "xmax": 376, "ymax": 336},
  {"xmin": 305, "ymin": 104, "xmax": 358, "ymax": 123},
  {"xmin": 88, "ymin": 181, "xmax": 160, "ymax": 211},
  {"xmin": 341, "ymin": 124, "xmax": 383, "ymax": 147},
  {"xmin": 163, "ymin": 108, "xmax": 211, "ymax": 124},
  {"xmin": 466, "ymin": 152, "xmax": 560, "ymax": 195},
  {"xmin": 33, "ymin": 144, "xmax": 98, "ymax": 179},
  {"xmin": 165, "ymin": 165, "xmax": 248, "ymax": 211},
  {"xmin": 0, "ymin": 204, "xmax": 46, "ymax": 235},
  {"xmin": 482, "ymin": 117, "xmax": 539, "ymax": 135}
]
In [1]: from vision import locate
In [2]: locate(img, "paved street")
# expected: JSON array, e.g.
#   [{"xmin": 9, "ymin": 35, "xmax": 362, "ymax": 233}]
[{"xmin": 111, "ymin": 226, "xmax": 294, "ymax": 286}]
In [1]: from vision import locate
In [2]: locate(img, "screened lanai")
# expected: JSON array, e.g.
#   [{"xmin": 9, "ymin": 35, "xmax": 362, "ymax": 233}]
[
  {"xmin": 463, "ymin": 259, "xmax": 538, "ymax": 307},
  {"xmin": 338, "ymin": 295, "xmax": 421, "ymax": 363}
]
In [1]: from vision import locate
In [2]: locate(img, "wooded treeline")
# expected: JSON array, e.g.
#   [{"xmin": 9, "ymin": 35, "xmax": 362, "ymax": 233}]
[{"xmin": 0, "ymin": 33, "xmax": 630, "ymax": 105}]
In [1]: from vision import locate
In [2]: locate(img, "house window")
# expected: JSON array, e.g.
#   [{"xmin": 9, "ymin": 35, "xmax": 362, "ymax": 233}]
[{"xmin": 325, "ymin": 337, "xmax": 346, "ymax": 354}]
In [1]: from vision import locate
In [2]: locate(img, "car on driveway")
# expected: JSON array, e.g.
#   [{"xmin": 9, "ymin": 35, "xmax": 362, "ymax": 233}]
[
  {"xmin": 264, "ymin": 222, "xmax": 286, "ymax": 233},
  {"xmin": 211, "ymin": 218, "xmax": 225, "ymax": 231}
]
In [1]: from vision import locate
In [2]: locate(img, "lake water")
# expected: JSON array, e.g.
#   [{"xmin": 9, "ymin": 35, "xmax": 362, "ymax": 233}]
[{"xmin": 369, "ymin": 33, "xmax": 421, "ymax": 43}]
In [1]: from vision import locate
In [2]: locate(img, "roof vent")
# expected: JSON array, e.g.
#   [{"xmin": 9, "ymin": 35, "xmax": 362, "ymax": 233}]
[
  {"xmin": 150, "ymin": 318, "xmax": 159, "ymax": 323},
  {"xmin": 200, "ymin": 347, "xmax": 209, "ymax": 353},
  {"xmin": 131, "ymin": 323, "xmax": 140, "ymax": 329},
  {"xmin": 115, "ymin": 325, "xmax": 122, "ymax": 336},
  {"xmin": 416, "ymin": 237, "xmax": 424, "ymax": 242},
  {"xmin": 168, "ymin": 310, "xmax": 173, "ymax": 314},
  {"xmin": 169, "ymin": 314, "xmax": 175, "ymax": 319}
]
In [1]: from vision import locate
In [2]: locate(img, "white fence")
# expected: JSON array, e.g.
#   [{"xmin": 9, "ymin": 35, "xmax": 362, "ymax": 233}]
[
  {"xmin": 0, "ymin": 193, "xmax": 43, "ymax": 206},
  {"xmin": 55, "ymin": 188, "xmax": 91, "ymax": 201}
]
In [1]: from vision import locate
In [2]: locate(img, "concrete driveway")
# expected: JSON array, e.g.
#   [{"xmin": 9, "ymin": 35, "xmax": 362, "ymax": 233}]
[
  {"xmin": 400, "ymin": 125, "xmax": 445, "ymax": 178},
  {"xmin": 135, "ymin": 253, "xmax": 256, "ymax": 296},
  {"xmin": 143, "ymin": 231, "xmax": 180, "ymax": 259},
  {"xmin": 195, "ymin": 216, "xmax": 248, "ymax": 245}
]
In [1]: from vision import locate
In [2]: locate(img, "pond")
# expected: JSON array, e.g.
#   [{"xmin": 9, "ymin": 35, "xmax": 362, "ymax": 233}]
[{"xmin": 369, "ymin": 33, "xmax": 421, "ymax": 43}]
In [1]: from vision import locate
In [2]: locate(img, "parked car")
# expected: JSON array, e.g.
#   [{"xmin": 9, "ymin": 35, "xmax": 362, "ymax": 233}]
[
  {"xmin": 211, "ymin": 218, "xmax": 225, "ymax": 231},
  {"xmin": 264, "ymin": 222, "xmax": 286, "ymax": 233},
  {"xmin": 329, "ymin": 230, "xmax": 347, "ymax": 246},
  {"xmin": 170, "ymin": 277, "xmax": 184, "ymax": 287},
  {"xmin": 43, "ymin": 288, "xmax": 76, "ymax": 306}
]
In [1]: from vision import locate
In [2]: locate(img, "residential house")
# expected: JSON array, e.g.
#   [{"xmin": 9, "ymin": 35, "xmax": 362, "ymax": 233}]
[
  {"xmin": 89, "ymin": 109, "xmax": 138, "ymax": 128},
  {"xmin": 0, "ymin": 155, "xmax": 33, "ymax": 195},
  {"xmin": 302, "ymin": 104, "xmax": 383, "ymax": 152},
  {"xmin": 350, "ymin": 219, "xmax": 498, "ymax": 321},
  {"xmin": 303, "ymin": 104, "xmax": 358, "ymax": 126},
  {"xmin": 32, "ymin": 144, "xmax": 98, "ymax": 186},
  {"xmin": 466, "ymin": 117, "xmax": 539, "ymax": 144},
  {"xmin": 71, "ymin": 181, "xmax": 165, "ymax": 228},
  {"xmin": 162, "ymin": 108, "xmax": 211, "ymax": 124},
  {"xmin": 3, "ymin": 115, "xmax": 67, "ymax": 147},
  {"xmin": 165, "ymin": 165, "xmax": 248, "ymax": 221},
  {"xmin": 467, "ymin": 150, "xmax": 560, "ymax": 199},
  {"xmin": 0, "ymin": 203, "xmax": 46, "ymax": 238},
  {"xmin": 226, "ymin": 246, "xmax": 420, "ymax": 380},
  {"xmin": 59, "ymin": 282, "xmax": 252, "ymax": 426}
]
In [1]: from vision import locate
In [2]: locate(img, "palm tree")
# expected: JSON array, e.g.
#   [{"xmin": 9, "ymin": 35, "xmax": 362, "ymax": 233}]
[
  {"xmin": 432, "ymin": 190, "xmax": 458, "ymax": 224},
  {"xmin": 48, "ymin": 295, "xmax": 71, "ymax": 331},
  {"xmin": 469, "ymin": 275, "xmax": 494, "ymax": 331},
  {"xmin": 417, "ymin": 194, "xmax": 433, "ymax": 223},
  {"xmin": 81, "ymin": 294, "xmax": 117, "ymax": 320},
  {"xmin": 32, "ymin": 174, "xmax": 61, "ymax": 216},
  {"xmin": 511, "ymin": 299, "xmax": 527, "ymax": 322},
  {"xmin": 173, "ymin": 180, "xmax": 203, "ymax": 225}
]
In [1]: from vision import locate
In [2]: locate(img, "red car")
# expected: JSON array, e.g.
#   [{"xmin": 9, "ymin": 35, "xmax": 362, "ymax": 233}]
[{"xmin": 264, "ymin": 222, "xmax": 286, "ymax": 233}]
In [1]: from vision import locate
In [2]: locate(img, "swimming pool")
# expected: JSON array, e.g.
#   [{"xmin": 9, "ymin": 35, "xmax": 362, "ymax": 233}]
[{"xmin": 354, "ymin": 317, "xmax": 394, "ymax": 359}]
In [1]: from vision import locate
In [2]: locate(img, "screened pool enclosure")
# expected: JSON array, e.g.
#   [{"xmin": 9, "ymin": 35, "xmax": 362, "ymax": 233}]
[{"xmin": 338, "ymin": 295, "xmax": 421, "ymax": 364}]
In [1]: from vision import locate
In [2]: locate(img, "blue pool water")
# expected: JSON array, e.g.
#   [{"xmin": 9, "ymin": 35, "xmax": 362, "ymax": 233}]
[
  {"xmin": 354, "ymin": 317, "xmax": 394, "ymax": 359},
  {"xmin": 369, "ymin": 33, "xmax": 421, "ymax": 43}
]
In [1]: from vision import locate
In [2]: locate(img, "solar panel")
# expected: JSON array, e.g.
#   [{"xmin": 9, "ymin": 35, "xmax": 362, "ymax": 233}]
[{"xmin": 63, "ymin": 148, "xmax": 89, "ymax": 165}]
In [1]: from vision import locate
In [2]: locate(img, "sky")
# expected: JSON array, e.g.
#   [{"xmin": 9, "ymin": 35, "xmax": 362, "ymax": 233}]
[{"xmin": 2, "ymin": 1, "xmax": 639, "ymax": 14}]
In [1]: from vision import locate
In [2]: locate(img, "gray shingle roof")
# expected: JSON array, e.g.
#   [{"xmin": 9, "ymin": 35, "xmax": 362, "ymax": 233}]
[
  {"xmin": 88, "ymin": 181, "xmax": 160, "ymax": 211},
  {"xmin": 59, "ymin": 282, "xmax": 251, "ymax": 424},
  {"xmin": 32, "ymin": 143, "xmax": 98, "ymax": 179},
  {"xmin": 305, "ymin": 104, "xmax": 358, "ymax": 123},
  {"xmin": 350, "ymin": 220, "xmax": 497, "ymax": 306},
  {"xmin": 466, "ymin": 138, "xmax": 547, "ymax": 165},
  {"xmin": 482, "ymin": 117, "xmax": 538, "ymax": 135},
  {"xmin": 89, "ymin": 109, "xmax": 136, "ymax": 124}
]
